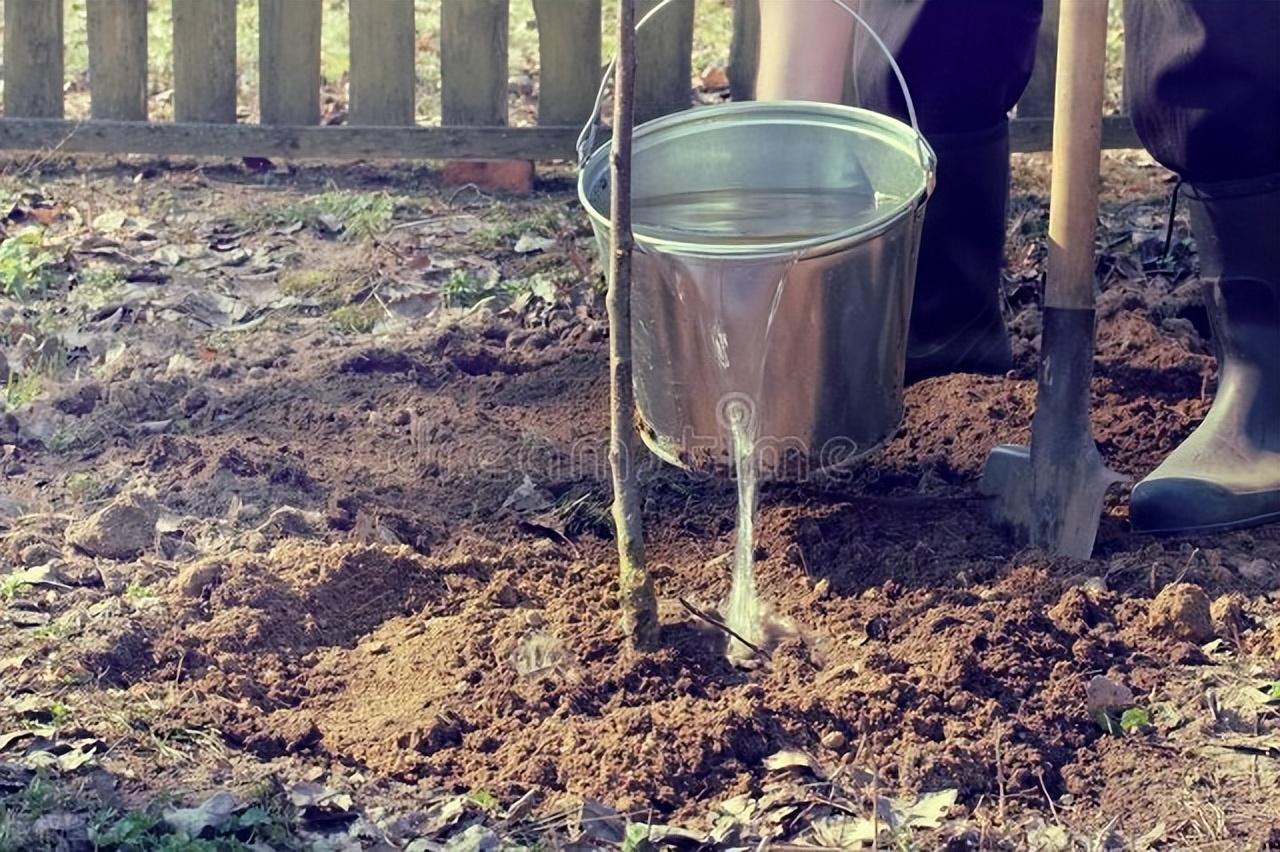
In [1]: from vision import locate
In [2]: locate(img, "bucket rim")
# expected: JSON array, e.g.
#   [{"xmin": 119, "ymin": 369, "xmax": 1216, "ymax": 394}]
[{"xmin": 577, "ymin": 100, "xmax": 935, "ymax": 259}]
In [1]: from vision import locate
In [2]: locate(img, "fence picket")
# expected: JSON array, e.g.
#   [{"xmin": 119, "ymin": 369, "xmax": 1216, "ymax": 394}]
[
  {"xmin": 532, "ymin": 0, "xmax": 601, "ymax": 126},
  {"xmin": 728, "ymin": 0, "xmax": 759, "ymax": 102},
  {"xmin": 635, "ymin": 0, "xmax": 693, "ymax": 123},
  {"xmin": 3, "ymin": 0, "xmax": 64, "ymax": 118},
  {"xmin": 87, "ymin": 0, "xmax": 147, "ymax": 121},
  {"xmin": 260, "ymin": 0, "xmax": 322, "ymax": 126},
  {"xmin": 441, "ymin": 0, "xmax": 509, "ymax": 126},
  {"xmin": 350, "ymin": 0, "xmax": 416, "ymax": 126},
  {"xmin": 173, "ymin": 0, "xmax": 237, "ymax": 124}
]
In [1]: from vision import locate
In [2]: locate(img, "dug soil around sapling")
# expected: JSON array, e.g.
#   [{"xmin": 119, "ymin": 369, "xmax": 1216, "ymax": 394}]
[{"xmin": 0, "ymin": 152, "xmax": 1277, "ymax": 848}]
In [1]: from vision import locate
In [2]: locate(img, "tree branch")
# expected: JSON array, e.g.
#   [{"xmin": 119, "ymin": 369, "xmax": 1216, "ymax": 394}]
[{"xmin": 607, "ymin": 0, "xmax": 657, "ymax": 648}]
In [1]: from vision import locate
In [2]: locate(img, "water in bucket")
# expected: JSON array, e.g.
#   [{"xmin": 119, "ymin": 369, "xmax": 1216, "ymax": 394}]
[{"xmin": 633, "ymin": 186, "xmax": 899, "ymax": 245}]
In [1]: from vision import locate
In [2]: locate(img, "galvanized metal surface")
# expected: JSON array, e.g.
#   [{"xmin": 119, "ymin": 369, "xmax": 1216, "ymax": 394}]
[{"xmin": 580, "ymin": 101, "xmax": 933, "ymax": 478}]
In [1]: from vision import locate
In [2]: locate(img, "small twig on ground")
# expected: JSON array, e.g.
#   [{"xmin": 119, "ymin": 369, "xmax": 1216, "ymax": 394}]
[
  {"xmin": 994, "ymin": 724, "xmax": 1007, "ymax": 824},
  {"xmin": 389, "ymin": 215, "xmax": 451, "ymax": 231},
  {"xmin": 704, "ymin": 551, "xmax": 732, "ymax": 568},
  {"xmin": 870, "ymin": 770, "xmax": 880, "ymax": 852},
  {"xmin": 786, "ymin": 543, "xmax": 811, "ymax": 577},
  {"xmin": 1, "ymin": 120, "xmax": 82, "ymax": 181},
  {"xmin": 1037, "ymin": 772, "xmax": 1061, "ymax": 825},
  {"xmin": 677, "ymin": 597, "xmax": 764, "ymax": 658},
  {"xmin": 446, "ymin": 182, "xmax": 491, "ymax": 208}
]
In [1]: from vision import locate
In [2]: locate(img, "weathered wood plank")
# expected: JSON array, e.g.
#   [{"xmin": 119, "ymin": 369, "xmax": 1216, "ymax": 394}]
[
  {"xmin": 87, "ymin": 0, "xmax": 148, "ymax": 121},
  {"xmin": 635, "ymin": 0, "xmax": 693, "ymax": 123},
  {"xmin": 0, "ymin": 118, "xmax": 580, "ymax": 160},
  {"xmin": 1010, "ymin": 114, "xmax": 1138, "ymax": 152},
  {"xmin": 1018, "ymin": 0, "xmax": 1060, "ymax": 118},
  {"xmin": 173, "ymin": 0, "xmax": 237, "ymax": 124},
  {"xmin": 532, "ymin": 0, "xmax": 601, "ymax": 126},
  {"xmin": 441, "ymin": 0, "xmax": 509, "ymax": 126},
  {"xmin": 3, "ymin": 0, "xmax": 64, "ymax": 118},
  {"xmin": 350, "ymin": 0, "xmax": 416, "ymax": 126},
  {"xmin": 728, "ymin": 0, "xmax": 760, "ymax": 102},
  {"xmin": 0, "ymin": 115, "xmax": 1141, "ymax": 162},
  {"xmin": 259, "ymin": 0, "xmax": 322, "ymax": 125}
]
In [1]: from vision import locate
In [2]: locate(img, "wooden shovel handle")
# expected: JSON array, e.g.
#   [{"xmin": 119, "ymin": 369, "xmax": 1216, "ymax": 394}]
[{"xmin": 1046, "ymin": 0, "xmax": 1110, "ymax": 310}]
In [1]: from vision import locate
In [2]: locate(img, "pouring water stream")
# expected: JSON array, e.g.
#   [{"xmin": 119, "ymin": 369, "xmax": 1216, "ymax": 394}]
[{"xmin": 635, "ymin": 183, "xmax": 891, "ymax": 662}]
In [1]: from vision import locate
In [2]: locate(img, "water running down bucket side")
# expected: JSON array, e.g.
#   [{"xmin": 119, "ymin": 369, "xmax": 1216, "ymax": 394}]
[{"xmin": 607, "ymin": 0, "xmax": 659, "ymax": 649}]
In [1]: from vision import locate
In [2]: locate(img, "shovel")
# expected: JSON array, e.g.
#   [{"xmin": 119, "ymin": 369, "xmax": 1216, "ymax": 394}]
[{"xmin": 979, "ymin": 0, "xmax": 1124, "ymax": 559}]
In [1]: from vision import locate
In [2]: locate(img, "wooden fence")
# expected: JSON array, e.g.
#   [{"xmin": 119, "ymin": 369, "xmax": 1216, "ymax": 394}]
[{"xmin": 0, "ymin": 0, "xmax": 1139, "ymax": 162}]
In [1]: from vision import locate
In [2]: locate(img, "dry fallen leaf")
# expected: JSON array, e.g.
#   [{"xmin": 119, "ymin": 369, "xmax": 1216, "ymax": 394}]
[
  {"xmin": 164, "ymin": 790, "xmax": 238, "ymax": 837},
  {"xmin": 91, "ymin": 209, "xmax": 128, "ymax": 232},
  {"xmin": 513, "ymin": 233, "xmax": 555, "ymax": 254},
  {"xmin": 31, "ymin": 206, "xmax": 61, "ymax": 226},
  {"xmin": 898, "ymin": 788, "xmax": 957, "ymax": 829},
  {"xmin": 762, "ymin": 748, "xmax": 825, "ymax": 777},
  {"xmin": 502, "ymin": 474, "xmax": 553, "ymax": 513}
]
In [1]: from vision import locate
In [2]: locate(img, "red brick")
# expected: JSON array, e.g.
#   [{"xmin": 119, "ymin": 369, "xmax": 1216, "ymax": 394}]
[{"xmin": 442, "ymin": 159, "xmax": 535, "ymax": 195}]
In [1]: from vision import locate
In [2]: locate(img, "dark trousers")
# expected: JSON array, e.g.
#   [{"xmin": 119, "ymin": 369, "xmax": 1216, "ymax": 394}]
[
  {"xmin": 1125, "ymin": 0, "xmax": 1280, "ymax": 183},
  {"xmin": 853, "ymin": 0, "xmax": 1043, "ymax": 136},
  {"xmin": 853, "ymin": 0, "xmax": 1280, "ymax": 183}
]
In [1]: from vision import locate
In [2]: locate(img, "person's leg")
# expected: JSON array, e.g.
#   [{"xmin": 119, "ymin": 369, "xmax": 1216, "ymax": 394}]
[
  {"xmin": 1125, "ymin": 0, "xmax": 1280, "ymax": 534},
  {"xmin": 756, "ymin": 0, "xmax": 854, "ymax": 103},
  {"xmin": 854, "ymin": 0, "xmax": 1043, "ymax": 383}
]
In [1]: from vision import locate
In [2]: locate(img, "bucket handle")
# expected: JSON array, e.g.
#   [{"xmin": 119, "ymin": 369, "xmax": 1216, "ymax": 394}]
[{"xmin": 576, "ymin": 0, "xmax": 936, "ymax": 178}]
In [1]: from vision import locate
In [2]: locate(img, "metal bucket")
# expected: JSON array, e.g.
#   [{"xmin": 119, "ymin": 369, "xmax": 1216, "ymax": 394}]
[{"xmin": 578, "ymin": 4, "xmax": 935, "ymax": 479}]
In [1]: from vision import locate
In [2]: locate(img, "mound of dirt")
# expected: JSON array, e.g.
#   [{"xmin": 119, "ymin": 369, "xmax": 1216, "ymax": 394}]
[{"xmin": 1147, "ymin": 582, "xmax": 1214, "ymax": 643}]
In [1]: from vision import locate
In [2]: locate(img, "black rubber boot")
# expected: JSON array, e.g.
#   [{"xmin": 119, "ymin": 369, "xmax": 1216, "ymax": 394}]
[
  {"xmin": 905, "ymin": 122, "xmax": 1014, "ymax": 384},
  {"xmin": 1131, "ymin": 177, "xmax": 1280, "ymax": 534}
]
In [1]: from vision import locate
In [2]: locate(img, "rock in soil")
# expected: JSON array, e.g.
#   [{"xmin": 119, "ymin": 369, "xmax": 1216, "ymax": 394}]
[
  {"xmin": 1210, "ymin": 593, "xmax": 1251, "ymax": 639},
  {"xmin": 1085, "ymin": 674, "xmax": 1134, "ymax": 715},
  {"xmin": 1147, "ymin": 582, "xmax": 1214, "ymax": 644},
  {"xmin": 174, "ymin": 558, "xmax": 227, "ymax": 599},
  {"xmin": 18, "ymin": 541, "xmax": 61, "ymax": 567},
  {"xmin": 52, "ymin": 383, "xmax": 102, "ymax": 416},
  {"xmin": 1, "ymin": 412, "xmax": 19, "ymax": 444},
  {"xmin": 65, "ymin": 491, "xmax": 160, "ymax": 560},
  {"xmin": 820, "ymin": 730, "xmax": 847, "ymax": 751}
]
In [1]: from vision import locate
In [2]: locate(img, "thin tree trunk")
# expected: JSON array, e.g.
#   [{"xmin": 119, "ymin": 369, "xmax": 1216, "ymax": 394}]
[{"xmin": 608, "ymin": 0, "xmax": 658, "ymax": 648}]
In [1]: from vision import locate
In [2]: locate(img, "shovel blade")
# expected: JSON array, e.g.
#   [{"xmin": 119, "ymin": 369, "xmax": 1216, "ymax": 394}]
[
  {"xmin": 980, "ymin": 441, "xmax": 1123, "ymax": 559},
  {"xmin": 1029, "ymin": 435, "xmax": 1126, "ymax": 559},
  {"xmin": 979, "ymin": 443, "xmax": 1033, "ymax": 530}
]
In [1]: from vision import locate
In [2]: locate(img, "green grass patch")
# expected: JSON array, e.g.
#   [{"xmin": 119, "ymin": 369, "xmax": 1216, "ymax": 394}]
[
  {"xmin": 3, "ymin": 372, "xmax": 44, "ymax": 411},
  {"xmin": 32, "ymin": 618, "xmax": 76, "ymax": 641},
  {"xmin": 124, "ymin": 582, "xmax": 159, "ymax": 603},
  {"xmin": 1, "ymin": 576, "xmax": 31, "ymax": 601},
  {"xmin": 441, "ymin": 270, "xmax": 557, "ymax": 309},
  {"xmin": 329, "ymin": 302, "xmax": 383, "ymax": 334},
  {"xmin": 441, "ymin": 270, "xmax": 499, "ymax": 309},
  {"xmin": 474, "ymin": 206, "xmax": 562, "ymax": 248},
  {"xmin": 73, "ymin": 264, "xmax": 126, "ymax": 310},
  {"xmin": 0, "ymin": 228, "xmax": 59, "ymax": 300},
  {"xmin": 1, "ymin": 774, "xmax": 298, "ymax": 851},
  {"xmin": 65, "ymin": 471, "xmax": 100, "ymax": 503},
  {"xmin": 278, "ymin": 268, "xmax": 345, "ymax": 300},
  {"xmin": 240, "ymin": 189, "xmax": 399, "ymax": 241}
]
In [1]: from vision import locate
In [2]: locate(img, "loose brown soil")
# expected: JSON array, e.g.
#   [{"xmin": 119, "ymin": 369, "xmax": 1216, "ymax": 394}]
[{"xmin": 1, "ymin": 153, "xmax": 1277, "ymax": 849}]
